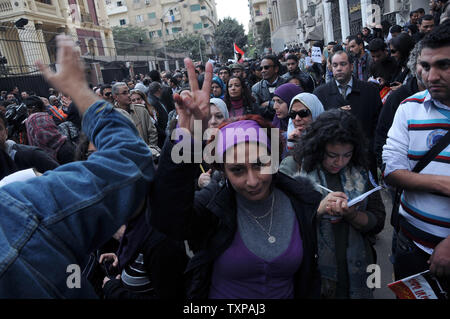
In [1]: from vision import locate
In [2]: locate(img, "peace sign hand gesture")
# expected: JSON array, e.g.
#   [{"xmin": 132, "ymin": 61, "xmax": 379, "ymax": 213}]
[{"xmin": 174, "ymin": 58, "xmax": 213, "ymax": 136}]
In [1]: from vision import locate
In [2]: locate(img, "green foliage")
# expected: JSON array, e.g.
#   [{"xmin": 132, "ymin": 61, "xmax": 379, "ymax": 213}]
[
  {"xmin": 166, "ymin": 33, "xmax": 206, "ymax": 61},
  {"xmin": 112, "ymin": 25, "xmax": 151, "ymax": 56},
  {"xmin": 214, "ymin": 17, "xmax": 247, "ymax": 60},
  {"xmin": 259, "ymin": 18, "xmax": 271, "ymax": 51}
]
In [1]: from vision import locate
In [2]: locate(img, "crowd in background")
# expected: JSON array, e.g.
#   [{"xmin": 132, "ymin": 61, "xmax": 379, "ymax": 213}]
[{"xmin": 0, "ymin": 2, "xmax": 449, "ymax": 299}]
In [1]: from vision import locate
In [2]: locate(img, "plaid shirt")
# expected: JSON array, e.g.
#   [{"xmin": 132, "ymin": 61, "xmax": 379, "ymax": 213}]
[{"xmin": 26, "ymin": 112, "xmax": 66, "ymax": 160}]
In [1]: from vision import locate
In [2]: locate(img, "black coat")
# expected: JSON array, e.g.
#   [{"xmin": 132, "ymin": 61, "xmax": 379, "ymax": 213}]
[
  {"xmin": 313, "ymin": 77, "xmax": 382, "ymax": 146},
  {"xmin": 374, "ymin": 76, "xmax": 420, "ymax": 167},
  {"xmin": 148, "ymin": 94, "xmax": 169, "ymax": 148},
  {"xmin": 150, "ymin": 140, "xmax": 322, "ymax": 299}
]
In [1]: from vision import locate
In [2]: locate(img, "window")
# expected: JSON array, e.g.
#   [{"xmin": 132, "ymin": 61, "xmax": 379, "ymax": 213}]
[
  {"xmin": 193, "ymin": 22, "xmax": 203, "ymax": 30},
  {"xmin": 36, "ymin": 0, "xmax": 52, "ymax": 4},
  {"xmin": 203, "ymin": 23, "xmax": 209, "ymax": 28},
  {"xmin": 119, "ymin": 19, "xmax": 126, "ymax": 25},
  {"xmin": 157, "ymin": 30, "xmax": 162, "ymax": 37},
  {"xmin": 201, "ymin": 6, "xmax": 206, "ymax": 10},
  {"xmin": 148, "ymin": 12, "xmax": 156, "ymax": 19},
  {"xmin": 190, "ymin": 4, "xmax": 201, "ymax": 12},
  {"xmin": 172, "ymin": 27, "xmax": 182, "ymax": 33},
  {"xmin": 136, "ymin": 15, "xmax": 144, "ymax": 23},
  {"xmin": 117, "ymin": 1, "xmax": 122, "ymax": 7},
  {"xmin": 133, "ymin": 0, "xmax": 140, "ymax": 3}
]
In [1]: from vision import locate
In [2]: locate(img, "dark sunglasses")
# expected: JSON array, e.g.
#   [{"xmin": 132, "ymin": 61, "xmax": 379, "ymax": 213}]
[
  {"xmin": 289, "ymin": 109, "xmax": 311, "ymax": 119},
  {"xmin": 104, "ymin": 92, "xmax": 112, "ymax": 97},
  {"xmin": 390, "ymin": 48, "xmax": 397, "ymax": 54}
]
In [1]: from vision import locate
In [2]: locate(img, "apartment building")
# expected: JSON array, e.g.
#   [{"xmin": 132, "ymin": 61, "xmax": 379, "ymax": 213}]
[
  {"xmin": 0, "ymin": 0, "xmax": 115, "ymax": 73},
  {"xmin": 105, "ymin": 0, "xmax": 218, "ymax": 54},
  {"xmin": 249, "ymin": 0, "xmax": 270, "ymax": 48}
]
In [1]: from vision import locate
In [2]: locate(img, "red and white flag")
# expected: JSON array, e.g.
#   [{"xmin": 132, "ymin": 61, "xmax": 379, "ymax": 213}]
[{"xmin": 234, "ymin": 43, "xmax": 244, "ymax": 63}]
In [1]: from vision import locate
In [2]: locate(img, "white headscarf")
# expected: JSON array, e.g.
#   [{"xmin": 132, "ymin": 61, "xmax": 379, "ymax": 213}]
[
  {"xmin": 210, "ymin": 98, "xmax": 229, "ymax": 119},
  {"xmin": 287, "ymin": 93, "xmax": 325, "ymax": 148}
]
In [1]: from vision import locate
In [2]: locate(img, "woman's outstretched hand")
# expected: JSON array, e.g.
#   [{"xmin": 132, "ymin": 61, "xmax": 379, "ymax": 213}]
[{"xmin": 174, "ymin": 58, "xmax": 213, "ymax": 136}]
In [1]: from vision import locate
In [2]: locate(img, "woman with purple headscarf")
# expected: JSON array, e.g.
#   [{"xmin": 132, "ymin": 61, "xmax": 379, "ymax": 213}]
[
  {"xmin": 150, "ymin": 58, "xmax": 322, "ymax": 299},
  {"xmin": 271, "ymin": 83, "xmax": 303, "ymax": 132}
]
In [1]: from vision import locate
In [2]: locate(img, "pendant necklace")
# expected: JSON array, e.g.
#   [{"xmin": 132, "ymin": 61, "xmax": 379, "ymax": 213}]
[{"xmin": 242, "ymin": 192, "xmax": 277, "ymax": 244}]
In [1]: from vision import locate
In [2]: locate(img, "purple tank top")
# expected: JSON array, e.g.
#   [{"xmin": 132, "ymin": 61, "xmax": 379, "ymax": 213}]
[{"xmin": 209, "ymin": 218, "xmax": 303, "ymax": 299}]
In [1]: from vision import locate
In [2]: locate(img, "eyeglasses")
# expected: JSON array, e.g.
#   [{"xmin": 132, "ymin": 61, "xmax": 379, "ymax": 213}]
[
  {"xmin": 118, "ymin": 91, "xmax": 130, "ymax": 95},
  {"xmin": 104, "ymin": 92, "xmax": 112, "ymax": 97},
  {"xmin": 261, "ymin": 65, "xmax": 274, "ymax": 70},
  {"xmin": 289, "ymin": 109, "xmax": 311, "ymax": 119}
]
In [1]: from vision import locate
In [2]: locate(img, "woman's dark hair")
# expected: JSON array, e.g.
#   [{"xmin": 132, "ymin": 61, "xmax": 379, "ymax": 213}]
[
  {"xmin": 293, "ymin": 109, "xmax": 368, "ymax": 173},
  {"xmin": 208, "ymin": 114, "xmax": 284, "ymax": 172},
  {"xmin": 390, "ymin": 33, "xmax": 415, "ymax": 67},
  {"xmin": 224, "ymin": 76, "xmax": 255, "ymax": 111},
  {"xmin": 369, "ymin": 56, "xmax": 398, "ymax": 83}
]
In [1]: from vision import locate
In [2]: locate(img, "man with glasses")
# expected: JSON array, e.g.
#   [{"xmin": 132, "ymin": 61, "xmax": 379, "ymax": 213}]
[
  {"xmin": 112, "ymin": 82, "xmax": 156, "ymax": 149},
  {"xmin": 313, "ymin": 50, "xmax": 382, "ymax": 179},
  {"xmin": 281, "ymin": 54, "xmax": 315, "ymax": 93},
  {"xmin": 100, "ymin": 85, "xmax": 113, "ymax": 104},
  {"xmin": 251, "ymin": 55, "xmax": 287, "ymax": 121}
]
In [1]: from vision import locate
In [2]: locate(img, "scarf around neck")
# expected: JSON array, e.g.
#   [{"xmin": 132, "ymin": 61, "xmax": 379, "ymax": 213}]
[{"xmin": 299, "ymin": 165, "xmax": 374, "ymax": 299}]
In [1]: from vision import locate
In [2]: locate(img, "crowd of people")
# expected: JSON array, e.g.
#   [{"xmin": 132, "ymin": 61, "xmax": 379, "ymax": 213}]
[{"xmin": 0, "ymin": 4, "xmax": 449, "ymax": 300}]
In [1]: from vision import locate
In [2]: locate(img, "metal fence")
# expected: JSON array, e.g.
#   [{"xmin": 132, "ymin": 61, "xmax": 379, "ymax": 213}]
[{"xmin": 0, "ymin": 24, "xmax": 190, "ymax": 95}]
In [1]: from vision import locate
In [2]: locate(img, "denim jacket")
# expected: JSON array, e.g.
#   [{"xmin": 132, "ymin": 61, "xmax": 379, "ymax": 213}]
[{"xmin": 0, "ymin": 100, "xmax": 155, "ymax": 298}]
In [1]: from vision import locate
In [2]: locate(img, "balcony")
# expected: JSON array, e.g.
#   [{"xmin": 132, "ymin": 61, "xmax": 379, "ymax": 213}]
[
  {"xmin": 0, "ymin": 0, "xmax": 13, "ymax": 15},
  {"xmin": 106, "ymin": 4, "xmax": 128, "ymax": 16},
  {"xmin": 0, "ymin": 0, "xmax": 65, "ymax": 22},
  {"xmin": 163, "ymin": 12, "xmax": 181, "ymax": 23},
  {"xmin": 160, "ymin": 0, "xmax": 182, "ymax": 4},
  {"xmin": 200, "ymin": 9, "xmax": 209, "ymax": 18},
  {"xmin": 81, "ymin": 12, "xmax": 93, "ymax": 24},
  {"xmin": 253, "ymin": 0, "xmax": 266, "ymax": 5},
  {"xmin": 35, "ymin": 1, "xmax": 59, "ymax": 17}
]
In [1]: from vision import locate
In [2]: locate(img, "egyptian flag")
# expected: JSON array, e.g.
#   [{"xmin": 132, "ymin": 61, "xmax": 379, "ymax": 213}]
[{"xmin": 234, "ymin": 43, "xmax": 244, "ymax": 63}]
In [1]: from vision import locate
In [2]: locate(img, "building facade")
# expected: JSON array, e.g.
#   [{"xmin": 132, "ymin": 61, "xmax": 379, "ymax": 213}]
[
  {"xmin": 105, "ymin": 0, "xmax": 217, "ymax": 55},
  {"xmin": 0, "ymin": 0, "xmax": 115, "ymax": 85},
  {"xmin": 249, "ymin": 0, "xmax": 270, "ymax": 48},
  {"xmin": 267, "ymin": 0, "xmax": 430, "ymax": 53}
]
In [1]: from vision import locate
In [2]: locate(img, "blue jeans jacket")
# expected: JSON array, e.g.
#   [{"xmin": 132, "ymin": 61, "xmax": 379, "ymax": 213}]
[{"xmin": 0, "ymin": 101, "xmax": 155, "ymax": 298}]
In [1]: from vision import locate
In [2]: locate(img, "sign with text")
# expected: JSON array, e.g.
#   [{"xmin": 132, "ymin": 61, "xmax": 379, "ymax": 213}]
[{"xmin": 311, "ymin": 46, "xmax": 322, "ymax": 63}]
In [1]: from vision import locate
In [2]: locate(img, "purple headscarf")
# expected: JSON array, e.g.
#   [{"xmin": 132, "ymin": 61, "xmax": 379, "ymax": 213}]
[{"xmin": 214, "ymin": 120, "xmax": 270, "ymax": 160}]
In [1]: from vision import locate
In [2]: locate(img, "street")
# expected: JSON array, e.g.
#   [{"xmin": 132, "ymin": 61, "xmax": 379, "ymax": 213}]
[{"xmin": 373, "ymin": 189, "xmax": 396, "ymax": 299}]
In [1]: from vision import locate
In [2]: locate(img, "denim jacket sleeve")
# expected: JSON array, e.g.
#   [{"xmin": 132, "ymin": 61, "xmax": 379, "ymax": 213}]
[{"xmin": 0, "ymin": 100, "xmax": 155, "ymax": 297}]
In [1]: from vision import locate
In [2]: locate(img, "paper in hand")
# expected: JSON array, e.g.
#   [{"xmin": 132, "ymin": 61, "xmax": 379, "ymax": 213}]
[{"xmin": 347, "ymin": 186, "xmax": 383, "ymax": 207}]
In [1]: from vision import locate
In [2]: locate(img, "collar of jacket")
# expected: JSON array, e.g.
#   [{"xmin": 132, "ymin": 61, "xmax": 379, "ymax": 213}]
[
  {"xmin": 331, "ymin": 76, "xmax": 361, "ymax": 95},
  {"xmin": 205, "ymin": 172, "xmax": 321, "ymax": 231}
]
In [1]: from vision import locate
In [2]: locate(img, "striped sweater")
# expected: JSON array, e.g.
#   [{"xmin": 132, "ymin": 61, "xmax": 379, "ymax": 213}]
[{"xmin": 382, "ymin": 90, "xmax": 450, "ymax": 253}]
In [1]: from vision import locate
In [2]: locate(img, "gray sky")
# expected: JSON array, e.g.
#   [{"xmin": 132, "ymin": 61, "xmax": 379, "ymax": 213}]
[{"xmin": 215, "ymin": 0, "xmax": 251, "ymax": 33}]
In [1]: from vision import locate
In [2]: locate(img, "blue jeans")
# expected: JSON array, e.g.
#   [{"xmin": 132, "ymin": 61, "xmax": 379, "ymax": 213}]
[{"xmin": 0, "ymin": 101, "xmax": 155, "ymax": 298}]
